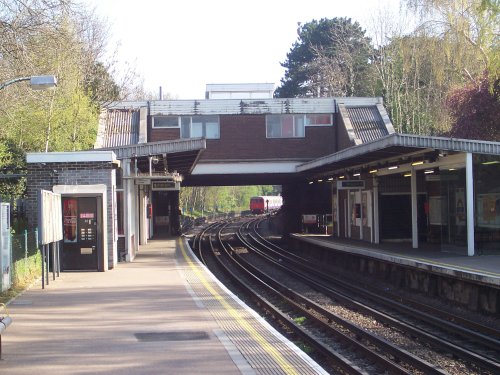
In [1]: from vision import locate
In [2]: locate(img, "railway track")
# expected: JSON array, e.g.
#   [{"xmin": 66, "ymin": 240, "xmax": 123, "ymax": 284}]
[
  {"xmin": 235, "ymin": 217, "xmax": 500, "ymax": 374},
  {"xmin": 192, "ymin": 219, "xmax": 458, "ymax": 374}
]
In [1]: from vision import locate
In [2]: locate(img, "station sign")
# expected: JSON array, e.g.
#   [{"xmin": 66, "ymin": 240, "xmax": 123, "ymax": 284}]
[
  {"xmin": 337, "ymin": 180, "xmax": 365, "ymax": 190},
  {"xmin": 135, "ymin": 178, "xmax": 151, "ymax": 185},
  {"xmin": 151, "ymin": 180, "xmax": 180, "ymax": 191}
]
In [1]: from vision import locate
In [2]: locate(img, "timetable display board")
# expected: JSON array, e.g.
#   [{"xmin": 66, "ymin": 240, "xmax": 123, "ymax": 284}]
[{"xmin": 0, "ymin": 202, "xmax": 11, "ymax": 292}]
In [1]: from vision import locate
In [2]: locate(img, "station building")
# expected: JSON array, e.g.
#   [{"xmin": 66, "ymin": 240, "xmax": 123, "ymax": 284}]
[{"xmin": 25, "ymin": 84, "xmax": 500, "ymax": 271}]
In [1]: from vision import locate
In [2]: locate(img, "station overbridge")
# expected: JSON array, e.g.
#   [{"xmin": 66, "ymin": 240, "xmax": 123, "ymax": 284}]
[{"xmin": 25, "ymin": 95, "xmax": 500, "ymax": 270}]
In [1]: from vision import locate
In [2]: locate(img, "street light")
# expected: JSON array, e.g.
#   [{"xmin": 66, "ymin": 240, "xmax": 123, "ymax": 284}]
[{"xmin": 0, "ymin": 75, "xmax": 57, "ymax": 91}]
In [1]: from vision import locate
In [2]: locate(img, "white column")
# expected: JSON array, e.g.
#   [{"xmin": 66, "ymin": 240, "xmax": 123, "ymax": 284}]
[
  {"xmin": 123, "ymin": 159, "xmax": 133, "ymax": 261},
  {"xmin": 359, "ymin": 189, "xmax": 363, "ymax": 240},
  {"xmin": 373, "ymin": 178, "xmax": 379, "ymax": 244},
  {"xmin": 139, "ymin": 187, "xmax": 148, "ymax": 245},
  {"xmin": 411, "ymin": 168, "xmax": 418, "ymax": 248},
  {"xmin": 336, "ymin": 192, "xmax": 340, "ymax": 237},
  {"xmin": 347, "ymin": 192, "xmax": 351, "ymax": 238},
  {"xmin": 466, "ymin": 153, "xmax": 475, "ymax": 256}
]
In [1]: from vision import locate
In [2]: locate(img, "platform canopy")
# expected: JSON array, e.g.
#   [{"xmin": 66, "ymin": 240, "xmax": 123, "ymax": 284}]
[
  {"xmin": 297, "ymin": 133, "xmax": 500, "ymax": 178},
  {"xmin": 98, "ymin": 138, "xmax": 206, "ymax": 176}
]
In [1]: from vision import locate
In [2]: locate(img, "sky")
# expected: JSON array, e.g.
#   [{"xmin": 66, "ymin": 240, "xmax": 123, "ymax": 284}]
[{"xmin": 83, "ymin": 0, "xmax": 402, "ymax": 99}]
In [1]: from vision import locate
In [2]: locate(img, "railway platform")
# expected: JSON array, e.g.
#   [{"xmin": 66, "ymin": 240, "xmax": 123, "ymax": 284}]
[
  {"xmin": 289, "ymin": 234, "xmax": 500, "ymax": 314},
  {"xmin": 290, "ymin": 234, "xmax": 500, "ymax": 286},
  {"xmin": 0, "ymin": 238, "xmax": 326, "ymax": 375}
]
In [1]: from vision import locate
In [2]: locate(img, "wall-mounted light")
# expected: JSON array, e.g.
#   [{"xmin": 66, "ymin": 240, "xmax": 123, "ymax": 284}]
[
  {"xmin": 482, "ymin": 160, "xmax": 500, "ymax": 165},
  {"xmin": 369, "ymin": 169, "xmax": 378, "ymax": 174},
  {"xmin": 327, "ymin": 177, "xmax": 334, "ymax": 181},
  {"xmin": 317, "ymin": 179, "xmax": 323, "ymax": 182},
  {"xmin": 339, "ymin": 175, "xmax": 345, "ymax": 179},
  {"xmin": 353, "ymin": 172, "xmax": 361, "ymax": 177},
  {"xmin": 388, "ymin": 165, "xmax": 399, "ymax": 170},
  {"xmin": 403, "ymin": 172, "xmax": 412, "ymax": 177},
  {"xmin": 308, "ymin": 181, "xmax": 314, "ymax": 184},
  {"xmin": 424, "ymin": 169, "xmax": 434, "ymax": 174},
  {"xmin": 411, "ymin": 160, "xmax": 424, "ymax": 166}
]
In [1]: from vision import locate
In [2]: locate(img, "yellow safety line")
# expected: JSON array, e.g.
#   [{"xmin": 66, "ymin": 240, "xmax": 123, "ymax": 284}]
[{"xmin": 178, "ymin": 239, "xmax": 300, "ymax": 375}]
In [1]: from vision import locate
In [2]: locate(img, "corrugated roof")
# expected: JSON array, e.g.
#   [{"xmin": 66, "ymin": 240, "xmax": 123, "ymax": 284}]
[
  {"xmin": 346, "ymin": 106, "xmax": 389, "ymax": 143},
  {"xmin": 95, "ymin": 109, "xmax": 140, "ymax": 148},
  {"xmin": 296, "ymin": 133, "xmax": 500, "ymax": 174}
]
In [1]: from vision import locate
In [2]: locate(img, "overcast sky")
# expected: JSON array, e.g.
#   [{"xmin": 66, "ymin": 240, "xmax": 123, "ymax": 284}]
[{"xmin": 83, "ymin": 0, "xmax": 401, "ymax": 99}]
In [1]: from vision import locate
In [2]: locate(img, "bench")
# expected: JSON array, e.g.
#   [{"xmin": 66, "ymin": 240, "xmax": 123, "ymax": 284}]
[{"xmin": 0, "ymin": 303, "xmax": 12, "ymax": 360}]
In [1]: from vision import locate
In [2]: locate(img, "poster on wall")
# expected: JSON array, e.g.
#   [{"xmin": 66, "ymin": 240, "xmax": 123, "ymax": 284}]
[
  {"xmin": 429, "ymin": 196, "xmax": 448, "ymax": 225},
  {"xmin": 63, "ymin": 199, "xmax": 77, "ymax": 243},
  {"xmin": 455, "ymin": 188, "xmax": 466, "ymax": 226},
  {"xmin": 477, "ymin": 193, "xmax": 500, "ymax": 227}
]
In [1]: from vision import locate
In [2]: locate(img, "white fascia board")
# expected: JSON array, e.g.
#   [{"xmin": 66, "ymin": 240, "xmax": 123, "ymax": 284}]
[
  {"xmin": 192, "ymin": 162, "xmax": 300, "ymax": 175},
  {"xmin": 27, "ymin": 151, "xmax": 117, "ymax": 164}
]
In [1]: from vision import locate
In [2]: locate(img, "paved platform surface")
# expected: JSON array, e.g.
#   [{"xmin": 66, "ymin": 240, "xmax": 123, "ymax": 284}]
[
  {"xmin": 292, "ymin": 234, "xmax": 500, "ymax": 286},
  {"xmin": 1, "ymin": 238, "xmax": 326, "ymax": 374}
]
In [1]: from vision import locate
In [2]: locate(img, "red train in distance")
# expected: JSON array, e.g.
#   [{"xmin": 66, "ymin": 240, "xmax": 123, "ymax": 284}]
[{"xmin": 250, "ymin": 196, "xmax": 283, "ymax": 214}]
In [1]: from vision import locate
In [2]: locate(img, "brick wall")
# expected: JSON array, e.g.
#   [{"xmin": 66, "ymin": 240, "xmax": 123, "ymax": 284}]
[
  {"xmin": 26, "ymin": 161, "xmax": 116, "ymax": 269},
  {"xmin": 149, "ymin": 114, "xmax": 337, "ymax": 161}
]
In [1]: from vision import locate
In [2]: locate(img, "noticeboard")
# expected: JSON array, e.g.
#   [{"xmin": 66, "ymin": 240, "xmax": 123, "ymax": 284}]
[
  {"xmin": 0, "ymin": 203, "xmax": 11, "ymax": 291},
  {"xmin": 38, "ymin": 189, "xmax": 63, "ymax": 245}
]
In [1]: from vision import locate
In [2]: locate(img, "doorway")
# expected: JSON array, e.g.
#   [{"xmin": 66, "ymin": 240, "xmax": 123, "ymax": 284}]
[{"xmin": 61, "ymin": 196, "xmax": 102, "ymax": 270}]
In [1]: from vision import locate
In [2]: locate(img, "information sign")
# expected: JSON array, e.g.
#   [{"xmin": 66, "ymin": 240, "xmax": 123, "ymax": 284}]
[
  {"xmin": 336, "ymin": 180, "xmax": 365, "ymax": 190},
  {"xmin": 0, "ymin": 203, "xmax": 11, "ymax": 292}
]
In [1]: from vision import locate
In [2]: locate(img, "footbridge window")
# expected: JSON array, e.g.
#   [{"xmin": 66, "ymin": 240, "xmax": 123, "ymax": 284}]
[
  {"xmin": 266, "ymin": 114, "xmax": 332, "ymax": 138},
  {"xmin": 153, "ymin": 115, "xmax": 220, "ymax": 139},
  {"xmin": 181, "ymin": 115, "xmax": 219, "ymax": 139}
]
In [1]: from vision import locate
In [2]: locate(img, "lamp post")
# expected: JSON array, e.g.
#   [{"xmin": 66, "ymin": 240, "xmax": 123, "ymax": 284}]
[{"xmin": 0, "ymin": 75, "xmax": 57, "ymax": 91}]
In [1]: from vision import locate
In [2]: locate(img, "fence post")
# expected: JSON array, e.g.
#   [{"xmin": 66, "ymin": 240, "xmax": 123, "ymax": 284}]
[{"xmin": 24, "ymin": 229, "xmax": 28, "ymax": 272}]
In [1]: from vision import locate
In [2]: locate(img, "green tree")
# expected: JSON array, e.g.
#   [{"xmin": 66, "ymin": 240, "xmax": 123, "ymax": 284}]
[
  {"xmin": 402, "ymin": 0, "xmax": 499, "ymax": 84},
  {"xmin": 275, "ymin": 18, "xmax": 375, "ymax": 98}
]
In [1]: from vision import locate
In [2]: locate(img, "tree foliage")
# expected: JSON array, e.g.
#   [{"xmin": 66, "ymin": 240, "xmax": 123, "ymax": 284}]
[
  {"xmin": 0, "ymin": 0, "xmax": 143, "ymax": 199},
  {"xmin": 446, "ymin": 75, "xmax": 500, "ymax": 140},
  {"xmin": 402, "ymin": 0, "xmax": 499, "ymax": 84},
  {"xmin": 275, "ymin": 18, "xmax": 375, "ymax": 98},
  {"xmin": 180, "ymin": 186, "xmax": 279, "ymax": 215},
  {"xmin": 367, "ymin": 0, "xmax": 499, "ymax": 136}
]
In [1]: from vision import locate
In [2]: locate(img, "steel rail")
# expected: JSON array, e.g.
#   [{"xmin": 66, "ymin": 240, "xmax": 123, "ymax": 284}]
[{"xmin": 244, "ymin": 219, "xmax": 500, "ymax": 374}]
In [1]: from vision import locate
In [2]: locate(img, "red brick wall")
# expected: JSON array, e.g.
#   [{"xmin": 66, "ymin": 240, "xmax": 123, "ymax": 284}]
[
  {"xmin": 149, "ymin": 128, "xmax": 180, "ymax": 142},
  {"xmin": 149, "ymin": 114, "xmax": 337, "ymax": 160}
]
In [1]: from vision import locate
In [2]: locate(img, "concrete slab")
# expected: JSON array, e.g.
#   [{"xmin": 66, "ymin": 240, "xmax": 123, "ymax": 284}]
[{"xmin": 1, "ymin": 238, "xmax": 325, "ymax": 375}]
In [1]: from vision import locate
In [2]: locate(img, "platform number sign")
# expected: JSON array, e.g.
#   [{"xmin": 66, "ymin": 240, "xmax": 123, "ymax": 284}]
[{"xmin": 0, "ymin": 203, "xmax": 11, "ymax": 292}]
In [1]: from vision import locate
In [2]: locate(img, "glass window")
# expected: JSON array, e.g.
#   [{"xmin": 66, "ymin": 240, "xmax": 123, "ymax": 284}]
[
  {"xmin": 206, "ymin": 121, "xmax": 220, "ymax": 138},
  {"xmin": 294, "ymin": 115, "xmax": 305, "ymax": 137},
  {"xmin": 181, "ymin": 117, "xmax": 190, "ymax": 138},
  {"xmin": 474, "ymin": 155, "xmax": 500, "ymax": 255},
  {"xmin": 266, "ymin": 115, "xmax": 281, "ymax": 138},
  {"xmin": 282, "ymin": 115, "xmax": 294, "ymax": 137},
  {"xmin": 153, "ymin": 116, "xmax": 179, "ymax": 128},
  {"xmin": 306, "ymin": 114, "xmax": 332, "ymax": 126},
  {"xmin": 180, "ymin": 115, "xmax": 220, "ymax": 139},
  {"xmin": 116, "ymin": 191, "xmax": 124, "ymax": 236},
  {"xmin": 191, "ymin": 121, "xmax": 203, "ymax": 138},
  {"xmin": 265, "ymin": 115, "xmax": 305, "ymax": 138}
]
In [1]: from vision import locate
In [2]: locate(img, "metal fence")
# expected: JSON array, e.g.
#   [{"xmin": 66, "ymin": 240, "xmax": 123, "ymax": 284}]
[{"xmin": 10, "ymin": 229, "xmax": 42, "ymax": 288}]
